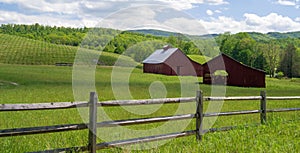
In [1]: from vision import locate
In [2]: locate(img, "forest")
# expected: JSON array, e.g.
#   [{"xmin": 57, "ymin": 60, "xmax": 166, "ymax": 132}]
[{"xmin": 0, "ymin": 23, "xmax": 299, "ymax": 77}]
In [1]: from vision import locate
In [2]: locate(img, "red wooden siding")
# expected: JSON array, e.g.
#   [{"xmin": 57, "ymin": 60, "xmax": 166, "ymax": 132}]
[
  {"xmin": 143, "ymin": 46, "xmax": 265, "ymax": 88},
  {"xmin": 143, "ymin": 47, "xmax": 203, "ymax": 76},
  {"xmin": 202, "ymin": 53, "xmax": 265, "ymax": 88}
]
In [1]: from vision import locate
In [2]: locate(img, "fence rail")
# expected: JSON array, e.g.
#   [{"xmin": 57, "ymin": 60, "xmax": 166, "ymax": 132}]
[
  {"xmin": 2, "ymin": 96, "xmax": 300, "ymax": 111},
  {"xmin": 1, "ymin": 91, "xmax": 300, "ymax": 153}
]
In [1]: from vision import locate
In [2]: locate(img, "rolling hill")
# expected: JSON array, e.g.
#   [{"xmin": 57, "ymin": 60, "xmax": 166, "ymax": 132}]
[
  {"xmin": 130, "ymin": 29, "xmax": 300, "ymax": 41},
  {"xmin": 0, "ymin": 34, "xmax": 137, "ymax": 66}
]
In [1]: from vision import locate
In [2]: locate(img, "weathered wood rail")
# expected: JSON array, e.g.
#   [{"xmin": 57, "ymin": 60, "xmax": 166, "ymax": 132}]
[{"xmin": 1, "ymin": 91, "xmax": 300, "ymax": 153}]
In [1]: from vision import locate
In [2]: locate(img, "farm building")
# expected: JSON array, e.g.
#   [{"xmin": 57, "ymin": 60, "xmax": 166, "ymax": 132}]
[
  {"xmin": 143, "ymin": 45, "xmax": 202, "ymax": 76},
  {"xmin": 202, "ymin": 53, "xmax": 266, "ymax": 87}
]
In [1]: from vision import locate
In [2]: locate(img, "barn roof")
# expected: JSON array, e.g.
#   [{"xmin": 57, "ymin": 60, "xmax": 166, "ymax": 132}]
[
  {"xmin": 203, "ymin": 53, "xmax": 265, "ymax": 73},
  {"xmin": 142, "ymin": 47, "xmax": 178, "ymax": 64}
]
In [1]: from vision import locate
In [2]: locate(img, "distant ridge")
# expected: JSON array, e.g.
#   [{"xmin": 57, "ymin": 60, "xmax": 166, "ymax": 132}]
[
  {"xmin": 129, "ymin": 29, "xmax": 300, "ymax": 41},
  {"xmin": 128, "ymin": 29, "xmax": 219, "ymax": 38},
  {"xmin": 128, "ymin": 29, "xmax": 175, "ymax": 37}
]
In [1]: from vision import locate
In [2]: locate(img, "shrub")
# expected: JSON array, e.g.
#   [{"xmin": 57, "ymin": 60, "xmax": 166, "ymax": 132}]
[{"xmin": 276, "ymin": 71, "xmax": 284, "ymax": 79}]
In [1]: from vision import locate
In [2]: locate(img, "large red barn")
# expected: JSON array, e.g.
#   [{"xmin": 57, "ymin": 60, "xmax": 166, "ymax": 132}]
[
  {"xmin": 202, "ymin": 53, "xmax": 265, "ymax": 87},
  {"xmin": 143, "ymin": 46, "xmax": 265, "ymax": 88},
  {"xmin": 143, "ymin": 45, "xmax": 202, "ymax": 76}
]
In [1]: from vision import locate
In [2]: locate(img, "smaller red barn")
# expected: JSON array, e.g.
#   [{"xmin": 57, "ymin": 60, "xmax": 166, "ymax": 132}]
[
  {"xmin": 143, "ymin": 45, "xmax": 202, "ymax": 76},
  {"xmin": 202, "ymin": 53, "xmax": 265, "ymax": 87}
]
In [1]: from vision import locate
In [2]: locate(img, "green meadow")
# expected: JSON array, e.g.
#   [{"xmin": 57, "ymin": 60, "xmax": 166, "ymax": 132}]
[
  {"xmin": 0, "ymin": 64, "xmax": 300, "ymax": 152},
  {"xmin": 0, "ymin": 33, "xmax": 299, "ymax": 152},
  {"xmin": 0, "ymin": 34, "xmax": 137, "ymax": 66}
]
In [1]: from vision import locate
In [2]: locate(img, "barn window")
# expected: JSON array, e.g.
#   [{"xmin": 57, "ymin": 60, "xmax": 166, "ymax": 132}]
[
  {"xmin": 212, "ymin": 70, "xmax": 228, "ymax": 85},
  {"xmin": 204, "ymin": 73, "xmax": 211, "ymax": 77},
  {"xmin": 176, "ymin": 66, "xmax": 182, "ymax": 75},
  {"xmin": 213, "ymin": 70, "xmax": 228, "ymax": 77}
]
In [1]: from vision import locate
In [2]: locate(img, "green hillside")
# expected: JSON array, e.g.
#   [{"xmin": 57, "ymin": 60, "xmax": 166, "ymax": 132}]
[
  {"xmin": 188, "ymin": 54, "xmax": 211, "ymax": 64},
  {"xmin": 0, "ymin": 34, "xmax": 137, "ymax": 66}
]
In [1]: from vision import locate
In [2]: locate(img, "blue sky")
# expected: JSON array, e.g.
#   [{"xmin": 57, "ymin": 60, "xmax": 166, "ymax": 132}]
[{"xmin": 0, "ymin": 0, "xmax": 300, "ymax": 34}]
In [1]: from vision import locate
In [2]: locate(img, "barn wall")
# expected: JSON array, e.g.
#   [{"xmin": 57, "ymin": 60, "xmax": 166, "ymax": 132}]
[
  {"xmin": 143, "ymin": 63, "xmax": 175, "ymax": 75},
  {"xmin": 143, "ymin": 49, "xmax": 203, "ymax": 76},
  {"xmin": 203, "ymin": 54, "xmax": 265, "ymax": 87},
  {"xmin": 164, "ymin": 50, "xmax": 203, "ymax": 76},
  {"xmin": 144, "ymin": 63, "xmax": 165, "ymax": 74}
]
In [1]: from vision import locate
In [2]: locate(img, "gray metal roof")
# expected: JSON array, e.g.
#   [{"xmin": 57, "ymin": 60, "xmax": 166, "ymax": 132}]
[{"xmin": 143, "ymin": 48, "xmax": 178, "ymax": 64}]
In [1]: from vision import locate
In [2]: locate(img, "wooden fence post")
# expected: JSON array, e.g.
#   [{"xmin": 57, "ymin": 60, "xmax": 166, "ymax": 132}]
[
  {"xmin": 196, "ymin": 90, "xmax": 203, "ymax": 141},
  {"xmin": 88, "ymin": 92, "xmax": 98, "ymax": 153},
  {"xmin": 260, "ymin": 91, "xmax": 267, "ymax": 124}
]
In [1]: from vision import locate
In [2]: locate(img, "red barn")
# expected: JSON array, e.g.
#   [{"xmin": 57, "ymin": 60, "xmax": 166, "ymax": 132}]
[
  {"xmin": 143, "ymin": 45, "xmax": 202, "ymax": 76},
  {"xmin": 202, "ymin": 53, "xmax": 265, "ymax": 87}
]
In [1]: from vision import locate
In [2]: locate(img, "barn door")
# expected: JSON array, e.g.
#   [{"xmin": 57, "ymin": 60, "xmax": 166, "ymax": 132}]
[{"xmin": 176, "ymin": 66, "xmax": 182, "ymax": 75}]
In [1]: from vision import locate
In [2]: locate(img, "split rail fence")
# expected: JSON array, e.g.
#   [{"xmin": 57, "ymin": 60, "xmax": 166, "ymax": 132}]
[{"xmin": 0, "ymin": 91, "xmax": 300, "ymax": 153}]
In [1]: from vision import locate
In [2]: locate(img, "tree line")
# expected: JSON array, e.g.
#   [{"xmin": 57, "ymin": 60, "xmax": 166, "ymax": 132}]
[
  {"xmin": 0, "ymin": 23, "xmax": 87, "ymax": 46},
  {"xmin": 215, "ymin": 32, "xmax": 300, "ymax": 78}
]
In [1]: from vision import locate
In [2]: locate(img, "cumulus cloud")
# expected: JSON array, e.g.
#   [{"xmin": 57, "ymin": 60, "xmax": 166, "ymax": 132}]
[
  {"xmin": 200, "ymin": 16, "xmax": 243, "ymax": 34},
  {"xmin": 1, "ymin": 0, "xmax": 300, "ymax": 34},
  {"xmin": 199, "ymin": 13, "xmax": 300, "ymax": 34},
  {"xmin": 0, "ymin": 0, "xmax": 229, "ymax": 28},
  {"xmin": 244, "ymin": 13, "xmax": 265, "ymax": 26},
  {"xmin": 206, "ymin": 0, "xmax": 229, "ymax": 5},
  {"xmin": 0, "ymin": 0, "xmax": 79, "ymax": 14},
  {"xmin": 163, "ymin": 17, "xmax": 209, "ymax": 35},
  {"xmin": 0, "ymin": 10, "xmax": 98, "ymax": 27},
  {"xmin": 244, "ymin": 13, "xmax": 300, "ymax": 32},
  {"xmin": 214, "ymin": 10, "xmax": 222, "ymax": 13},
  {"xmin": 155, "ymin": 0, "xmax": 228, "ymax": 10},
  {"xmin": 274, "ymin": 0, "xmax": 300, "ymax": 8},
  {"xmin": 276, "ymin": 0, "xmax": 296, "ymax": 6},
  {"xmin": 206, "ymin": 9, "xmax": 214, "ymax": 16},
  {"xmin": 98, "ymin": 6, "xmax": 160, "ymax": 30},
  {"xmin": 0, "ymin": 0, "xmax": 229, "ymax": 29},
  {"xmin": 97, "ymin": 5, "xmax": 210, "ymax": 35},
  {"xmin": 0, "ymin": 0, "xmax": 229, "ymax": 15}
]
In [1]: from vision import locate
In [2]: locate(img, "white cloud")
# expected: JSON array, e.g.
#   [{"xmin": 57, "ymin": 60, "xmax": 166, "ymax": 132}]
[
  {"xmin": 215, "ymin": 10, "xmax": 222, "ymax": 13},
  {"xmin": 206, "ymin": 0, "xmax": 229, "ymax": 5},
  {"xmin": 1, "ymin": 1, "xmax": 300, "ymax": 34},
  {"xmin": 163, "ymin": 17, "xmax": 209, "ymax": 35},
  {"xmin": 0, "ymin": 0, "xmax": 79, "ymax": 14},
  {"xmin": 0, "ymin": 0, "xmax": 229, "ymax": 15},
  {"xmin": 199, "ymin": 13, "xmax": 300, "ymax": 34},
  {"xmin": 98, "ymin": 6, "xmax": 160, "ymax": 30},
  {"xmin": 245, "ymin": 13, "xmax": 300, "ymax": 32},
  {"xmin": 0, "ymin": 0, "xmax": 228, "ymax": 30},
  {"xmin": 206, "ymin": 9, "xmax": 214, "ymax": 16},
  {"xmin": 0, "ymin": 10, "xmax": 97, "ymax": 27},
  {"xmin": 200, "ymin": 16, "xmax": 244, "ymax": 34},
  {"xmin": 244, "ymin": 13, "xmax": 265, "ymax": 26},
  {"xmin": 157, "ymin": 0, "xmax": 228, "ymax": 10},
  {"xmin": 276, "ymin": 0, "xmax": 296, "ymax": 6},
  {"xmin": 97, "ymin": 5, "xmax": 210, "ymax": 36}
]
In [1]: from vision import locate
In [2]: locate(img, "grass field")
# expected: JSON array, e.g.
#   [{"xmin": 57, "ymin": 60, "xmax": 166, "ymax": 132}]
[
  {"xmin": 0, "ymin": 34, "xmax": 137, "ymax": 66},
  {"xmin": 187, "ymin": 54, "xmax": 211, "ymax": 64},
  {"xmin": 0, "ymin": 64, "xmax": 300, "ymax": 152}
]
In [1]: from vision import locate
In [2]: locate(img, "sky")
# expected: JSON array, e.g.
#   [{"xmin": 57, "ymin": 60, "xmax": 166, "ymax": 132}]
[{"xmin": 0, "ymin": 0, "xmax": 300, "ymax": 34}]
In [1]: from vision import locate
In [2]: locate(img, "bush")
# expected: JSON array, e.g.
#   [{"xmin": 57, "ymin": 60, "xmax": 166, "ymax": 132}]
[{"xmin": 276, "ymin": 71, "xmax": 284, "ymax": 79}]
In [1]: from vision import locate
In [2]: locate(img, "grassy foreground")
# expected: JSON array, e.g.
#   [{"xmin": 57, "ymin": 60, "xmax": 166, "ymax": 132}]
[{"xmin": 0, "ymin": 64, "xmax": 300, "ymax": 152}]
